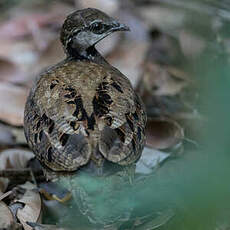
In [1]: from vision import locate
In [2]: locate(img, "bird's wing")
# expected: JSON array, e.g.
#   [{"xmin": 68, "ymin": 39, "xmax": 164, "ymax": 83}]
[
  {"xmin": 24, "ymin": 73, "xmax": 92, "ymax": 172},
  {"xmin": 97, "ymin": 68, "xmax": 147, "ymax": 165}
]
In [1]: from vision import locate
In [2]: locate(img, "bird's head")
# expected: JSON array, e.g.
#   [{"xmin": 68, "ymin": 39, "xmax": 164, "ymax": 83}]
[{"xmin": 60, "ymin": 8, "xmax": 130, "ymax": 58}]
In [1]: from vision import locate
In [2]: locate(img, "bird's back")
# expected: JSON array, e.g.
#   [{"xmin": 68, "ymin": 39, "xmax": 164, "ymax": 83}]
[{"xmin": 24, "ymin": 60, "xmax": 146, "ymax": 172}]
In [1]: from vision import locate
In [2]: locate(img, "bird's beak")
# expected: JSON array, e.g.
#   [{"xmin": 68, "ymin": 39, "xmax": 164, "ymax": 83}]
[
  {"xmin": 111, "ymin": 23, "xmax": 130, "ymax": 32},
  {"xmin": 93, "ymin": 22, "xmax": 130, "ymax": 46}
]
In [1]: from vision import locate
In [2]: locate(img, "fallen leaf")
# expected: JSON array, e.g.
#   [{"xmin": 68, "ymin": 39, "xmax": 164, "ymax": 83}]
[
  {"xmin": 14, "ymin": 183, "xmax": 42, "ymax": 230},
  {"xmin": 0, "ymin": 149, "xmax": 34, "ymax": 195},
  {"xmin": 32, "ymin": 38, "xmax": 65, "ymax": 78},
  {"xmin": 0, "ymin": 148, "xmax": 34, "ymax": 170},
  {"xmin": 0, "ymin": 12, "xmax": 65, "ymax": 40},
  {"xmin": 78, "ymin": 0, "xmax": 119, "ymax": 15},
  {"xmin": 0, "ymin": 16, "xmax": 33, "ymax": 40},
  {"xmin": 0, "ymin": 58, "xmax": 27, "ymax": 84},
  {"xmin": 141, "ymin": 62, "xmax": 189, "ymax": 97},
  {"xmin": 0, "ymin": 201, "xmax": 14, "ymax": 228},
  {"xmin": 0, "ymin": 124, "xmax": 27, "ymax": 146},
  {"xmin": 0, "ymin": 83, "xmax": 29, "ymax": 126},
  {"xmin": 0, "ymin": 124, "xmax": 15, "ymax": 146},
  {"xmin": 146, "ymin": 118, "xmax": 184, "ymax": 150},
  {"xmin": 0, "ymin": 39, "xmax": 38, "ymax": 72},
  {"xmin": 136, "ymin": 147, "xmax": 170, "ymax": 174},
  {"xmin": 107, "ymin": 40, "xmax": 148, "ymax": 86},
  {"xmin": 117, "ymin": 8, "xmax": 149, "ymax": 43},
  {"xmin": 137, "ymin": 31, "xmax": 190, "ymax": 95},
  {"xmin": 140, "ymin": 5, "xmax": 186, "ymax": 35},
  {"xmin": 0, "ymin": 3, "xmax": 72, "ymax": 73}
]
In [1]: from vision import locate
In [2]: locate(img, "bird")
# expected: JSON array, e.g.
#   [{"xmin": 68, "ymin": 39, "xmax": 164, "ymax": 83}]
[{"xmin": 24, "ymin": 8, "xmax": 146, "ymax": 173}]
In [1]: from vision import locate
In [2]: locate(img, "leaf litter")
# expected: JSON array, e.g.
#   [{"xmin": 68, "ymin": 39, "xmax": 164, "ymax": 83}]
[{"xmin": 0, "ymin": 0, "xmax": 205, "ymax": 229}]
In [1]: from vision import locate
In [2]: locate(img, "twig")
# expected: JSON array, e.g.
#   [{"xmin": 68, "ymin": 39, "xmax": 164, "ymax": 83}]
[
  {"xmin": 0, "ymin": 168, "xmax": 43, "ymax": 180},
  {"xmin": 0, "ymin": 190, "xmax": 12, "ymax": 201}
]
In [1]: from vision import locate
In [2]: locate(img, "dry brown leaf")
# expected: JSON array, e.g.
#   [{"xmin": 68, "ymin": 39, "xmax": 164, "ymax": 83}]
[
  {"xmin": 0, "ymin": 58, "xmax": 27, "ymax": 84},
  {"xmin": 0, "ymin": 12, "xmax": 64, "ymax": 40},
  {"xmin": 0, "ymin": 3, "xmax": 71, "ymax": 74},
  {"xmin": 0, "ymin": 149, "xmax": 34, "ymax": 170},
  {"xmin": 78, "ymin": 0, "xmax": 119, "ymax": 15},
  {"xmin": 0, "ymin": 201, "xmax": 14, "ymax": 228},
  {"xmin": 0, "ymin": 124, "xmax": 15, "ymax": 146},
  {"xmin": 0, "ymin": 124, "xmax": 26, "ymax": 146},
  {"xmin": 141, "ymin": 62, "xmax": 189, "ymax": 97},
  {"xmin": 146, "ymin": 118, "xmax": 184, "ymax": 150},
  {"xmin": 32, "ymin": 38, "xmax": 65, "ymax": 78},
  {"xmin": 0, "ymin": 149, "xmax": 34, "ymax": 195},
  {"xmin": 15, "ymin": 183, "xmax": 42, "ymax": 230},
  {"xmin": 0, "ymin": 83, "xmax": 29, "ymax": 126},
  {"xmin": 0, "ymin": 17, "xmax": 32, "ymax": 40},
  {"xmin": 107, "ymin": 41, "xmax": 148, "ymax": 86},
  {"xmin": 0, "ymin": 39, "xmax": 38, "ymax": 73},
  {"xmin": 140, "ymin": 5, "xmax": 186, "ymax": 34}
]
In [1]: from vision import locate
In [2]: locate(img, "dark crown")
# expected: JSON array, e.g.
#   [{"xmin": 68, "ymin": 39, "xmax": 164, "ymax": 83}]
[{"xmin": 60, "ymin": 8, "xmax": 129, "ymax": 54}]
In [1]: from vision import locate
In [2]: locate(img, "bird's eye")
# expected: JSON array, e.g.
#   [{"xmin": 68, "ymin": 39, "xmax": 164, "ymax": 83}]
[{"xmin": 90, "ymin": 22, "xmax": 106, "ymax": 34}]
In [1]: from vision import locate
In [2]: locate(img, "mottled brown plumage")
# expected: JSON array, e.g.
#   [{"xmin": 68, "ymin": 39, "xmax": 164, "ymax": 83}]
[{"xmin": 24, "ymin": 8, "xmax": 146, "ymax": 172}]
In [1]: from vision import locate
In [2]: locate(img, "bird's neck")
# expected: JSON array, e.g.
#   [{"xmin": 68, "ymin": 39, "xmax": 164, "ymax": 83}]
[{"xmin": 67, "ymin": 46, "xmax": 110, "ymax": 66}]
